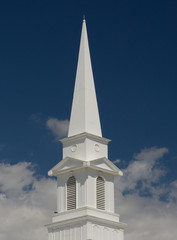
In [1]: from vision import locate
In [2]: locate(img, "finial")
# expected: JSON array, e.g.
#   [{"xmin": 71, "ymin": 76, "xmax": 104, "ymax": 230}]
[{"xmin": 83, "ymin": 15, "xmax": 86, "ymax": 22}]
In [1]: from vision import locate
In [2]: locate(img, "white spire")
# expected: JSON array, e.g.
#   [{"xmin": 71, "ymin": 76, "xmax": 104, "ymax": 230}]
[{"xmin": 68, "ymin": 20, "xmax": 102, "ymax": 137}]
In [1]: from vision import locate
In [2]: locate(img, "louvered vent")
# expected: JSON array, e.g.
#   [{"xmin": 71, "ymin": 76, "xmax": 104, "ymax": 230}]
[
  {"xmin": 96, "ymin": 176, "xmax": 105, "ymax": 210},
  {"xmin": 67, "ymin": 176, "xmax": 76, "ymax": 210}
]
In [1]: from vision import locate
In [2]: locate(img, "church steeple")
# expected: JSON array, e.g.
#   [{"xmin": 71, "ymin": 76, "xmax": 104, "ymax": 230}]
[
  {"xmin": 68, "ymin": 19, "xmax": 102, "ymax": 137},
  {"xmin": 46, "ymin": 19, "xmax": 126, "ymax": 240}
]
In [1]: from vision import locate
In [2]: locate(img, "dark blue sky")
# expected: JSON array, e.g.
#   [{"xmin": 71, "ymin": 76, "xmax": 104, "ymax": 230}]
[{"xmin": 0, "ymin": 0, "xmax": 177, "ymax": 181}]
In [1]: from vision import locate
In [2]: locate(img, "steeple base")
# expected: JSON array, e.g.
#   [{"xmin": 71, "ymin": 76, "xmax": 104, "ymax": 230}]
[{"xmin": 46, "ymin": 215, "xmax": 125, "ymax": 240}]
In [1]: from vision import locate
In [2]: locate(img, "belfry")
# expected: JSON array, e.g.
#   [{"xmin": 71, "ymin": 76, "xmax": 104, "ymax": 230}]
[{"xmin": 46, "ymin": 19, "xmax": 126, "ymax": 240}]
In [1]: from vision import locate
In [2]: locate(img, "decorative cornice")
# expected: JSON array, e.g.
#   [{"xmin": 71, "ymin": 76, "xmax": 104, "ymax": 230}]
[
  {"xmin": 45, "ymin": 206, "xmax": 127, "ymax": 231},
  {"xmin": 60, "ymin": 132, "xmax": 111, "ymax": 144}
]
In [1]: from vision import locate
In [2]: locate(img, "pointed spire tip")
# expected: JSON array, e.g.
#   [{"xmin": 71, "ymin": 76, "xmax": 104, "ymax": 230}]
[
  {"xmin": 68, "ymin": 16, "xmax": 102, "ymax": 137},
  {"xmin": 83, "ymin": 15, "xmax": 86, "ymax": 22}
]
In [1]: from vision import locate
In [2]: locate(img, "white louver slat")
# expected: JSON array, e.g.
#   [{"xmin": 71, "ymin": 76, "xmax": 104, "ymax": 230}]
[
  {"xmin": 96, "ymin": 176, "xmax": 105, "ymax": 210},
  {"xmin": 67, "ymin": 176, "xmax": 76, "ymax": 210}
]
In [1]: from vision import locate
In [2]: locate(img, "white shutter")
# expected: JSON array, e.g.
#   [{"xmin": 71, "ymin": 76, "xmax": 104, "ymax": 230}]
[
  {"xmin": 67, "ymin": 176, "xmax": 76, "ymax": 210},
  {"xmin": 96, "ymin": 176, "xmax": 105, "ymax": 210}
]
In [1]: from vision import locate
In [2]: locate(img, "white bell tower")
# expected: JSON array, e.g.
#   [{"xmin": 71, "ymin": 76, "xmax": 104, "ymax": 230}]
[{"xmin": 46, "ymin": 19, "xmax": 126, "ymax": 240}]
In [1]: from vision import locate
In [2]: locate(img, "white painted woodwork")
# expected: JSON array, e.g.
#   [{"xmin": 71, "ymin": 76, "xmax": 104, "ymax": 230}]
[
  {"xmin": 55, "ymin": 169, "xmax": 116, "ymax": 213},
  {"xmin": 48, "ymin": 156, "xmax": 123, "ymax": 177},
  {"xmin": 61, "ymin": 133, "xmax": 109, "ymax": 161},
  {"xmin": 46, "ymin": 19, "xmax": 125, "ymax": 240},
  {"xmin": 68, "ymin": 19, "xmax": 102, "ymax": 137},
  {"xmin": 47, "ymin": 221, "xmax": 124, "ymax": 240}
]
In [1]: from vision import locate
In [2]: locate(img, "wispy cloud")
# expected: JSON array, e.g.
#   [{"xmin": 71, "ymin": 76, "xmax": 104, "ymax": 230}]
[
  {"xmin": 113, "ymin": 159, "xmax": 121, "ymax": 164},
  {"xmin": 46, "ymin": 118, "xmax": 69, "ymax": 138}
]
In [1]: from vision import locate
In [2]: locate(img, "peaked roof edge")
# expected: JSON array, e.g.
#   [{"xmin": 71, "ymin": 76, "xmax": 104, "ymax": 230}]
[{"xmin": 48, "ymin": 157, "xmax": 123, "ymax": 177}]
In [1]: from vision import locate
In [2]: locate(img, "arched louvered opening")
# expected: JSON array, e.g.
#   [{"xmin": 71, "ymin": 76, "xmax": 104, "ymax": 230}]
[
  {"xmin": 67, "ymin": 176, "xmax": 76, "ymax": 210},
  {"xmin": 96, "ymin": 176, "xmax": 105, "ymax": 210}
]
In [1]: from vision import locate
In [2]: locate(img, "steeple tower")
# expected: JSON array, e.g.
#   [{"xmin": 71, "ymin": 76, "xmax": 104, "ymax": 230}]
[
  {"xmin": 46, "ymin": 19, "xmax": 126, "ymax": 240},
  {"xmin": 68, "ymin": 19, "xmax": 102, "ymax": 137}
]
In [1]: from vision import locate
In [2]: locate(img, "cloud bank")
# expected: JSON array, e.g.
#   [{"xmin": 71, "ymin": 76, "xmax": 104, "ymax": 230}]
[
  {"xmin": 0, "ymin": 147, "xmax": 176, "ymax": 240},
  {"xmin": 115, "ymin": 147, "xmax": 177, "ymax": 240},
  {"xmin": 0, "ymin": 162, "xmax": 56, "ymax": 240}
]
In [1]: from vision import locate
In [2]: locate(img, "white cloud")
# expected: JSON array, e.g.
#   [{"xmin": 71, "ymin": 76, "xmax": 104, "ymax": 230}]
[
  {"xmin": 113, "ymin": 159, "xmax": 121, "ymax": 164},
  {"xmin": 1, "ymin": 147, "xmax": 176, "ymax": 240},
  {"xmin": 117, "ymin": 147, "xmax": 168, "ymax": 193},
  {"xmin": 116, "ymin": 193, "xmax": 177, "ymax": 240},
  {"xmin": 115, "ymin": 147, "xmax": 177, "ymax": 240},
  {"xmin": 46, "ymin": 118, "xmax": 69, "ymax": 138},
  {"xmin": 0, "ymin": 162, "xmax": 56, "ymax": 240},
  {"xmin": 0, "ymin": 162, "xmax": 34, "ymax": 198}
]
